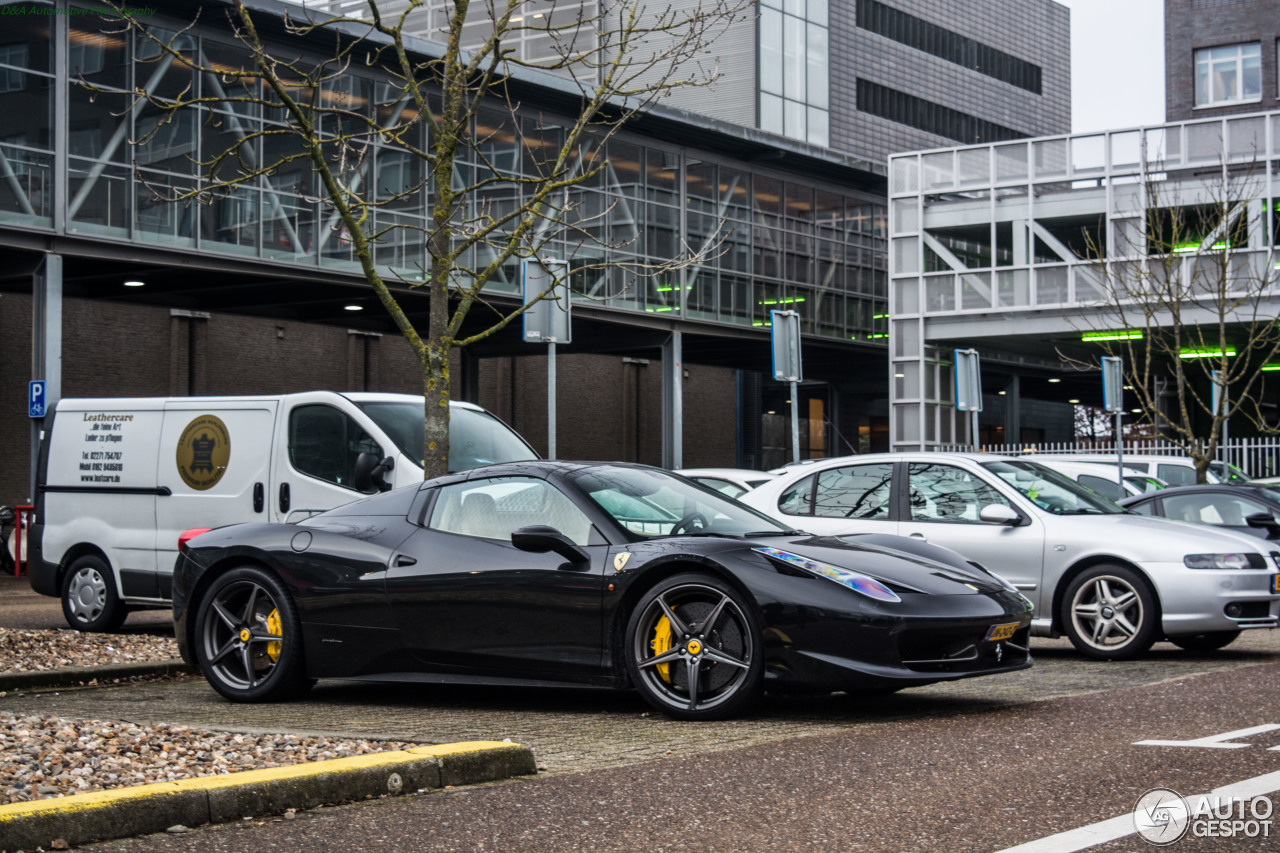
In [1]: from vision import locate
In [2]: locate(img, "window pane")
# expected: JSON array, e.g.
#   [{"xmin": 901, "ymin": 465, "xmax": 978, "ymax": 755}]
[
  {"xmin": 760, "ymin": 92, "xmax": 783, "ymax": 134},
  {"xmin": 778, "ymin": 474, "xmax": 815, "ymax": 515},
  {"xmin": 806, "ymin": 22, "xmax": 828, "ymax": 109},
  {"xmin": 908, "ymin": 463, "xmax": 1011, "ymax": 523},
  {"xmin": 288, "ymin": 405, "xmax": 383, "ymax": 492},
  {"xmin": 760, "ymin": 7, "xmax": 783, "ymax": 96},
  {"xmin": 430, "ymin": 477, "xmax": 592, "ymax": 544},
  {"xmin": 784, "ymin": 13, "xmax": 805, "ymax": 101},
  {"xmin": 784, "ymin": 98, "xmax": 806, "ymax": 140},
  {"xmin": 1243, "ymin": 46, "xmax": 1261, "ymax": 98},
  {"xmin": 813, "ymin": 464, "xmax": 893, "ymax": 519}
]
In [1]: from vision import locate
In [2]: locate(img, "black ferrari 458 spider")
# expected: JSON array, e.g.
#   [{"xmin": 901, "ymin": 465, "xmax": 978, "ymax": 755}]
[{"xmin": 173, "ymin": 461, "xmax": 1033, "ymax": 720}]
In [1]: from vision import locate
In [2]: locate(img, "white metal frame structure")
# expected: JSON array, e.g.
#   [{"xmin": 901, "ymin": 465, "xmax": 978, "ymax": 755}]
[{"xmin": 888, "ymin": 109, "xmax": 1280, "ymax": 451}]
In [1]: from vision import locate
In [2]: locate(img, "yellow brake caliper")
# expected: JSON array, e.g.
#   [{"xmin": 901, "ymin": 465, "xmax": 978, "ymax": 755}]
[
  {"xmin": 266, "ymin": 609, "xmax": 282, "ymax": 662},
  {"xmin": 651, "ymin": 615, "xmax": 673, "ymax": 682}
]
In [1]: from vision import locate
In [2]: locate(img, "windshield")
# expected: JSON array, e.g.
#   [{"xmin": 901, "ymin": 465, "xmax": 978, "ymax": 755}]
[
  {"xmin": 355, "ymin": 401, "xmax": 537, "ymax": 472},
  {"xmin": 1209, "ymin": 461, "xmax": 1252, "ymax": 485},
  {"xmin": 982, "ymin": 460, "xmax": 1126, "ymax": 515},
  {"xmin": 567, "ymin": 466, "xmax": 792, "ymax": 540},
  {"xmin": 1125, "ymin": 476, "xmax": 1165, "ymax": 493}
]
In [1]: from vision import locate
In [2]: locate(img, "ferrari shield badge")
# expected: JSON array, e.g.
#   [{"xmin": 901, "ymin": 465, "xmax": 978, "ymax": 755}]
[{"xmin": 613, "ymin": 552, "xmax": 631, "ymax": 572}]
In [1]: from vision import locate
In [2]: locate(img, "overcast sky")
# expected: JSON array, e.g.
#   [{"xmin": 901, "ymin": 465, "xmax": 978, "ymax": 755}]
[{"xmin": 1057, "ymin": 0, "xmax": 1165, "ymax": 132}]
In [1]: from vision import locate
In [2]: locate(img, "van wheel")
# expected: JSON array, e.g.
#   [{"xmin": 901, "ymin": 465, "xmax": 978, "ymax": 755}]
[
  {"xmin": 61, "ymin": 555, "xmax": 128, "ymax": 633},
  {"xmin": 195, "ymin": 566, "xmax": 313, "ymax": 703}
]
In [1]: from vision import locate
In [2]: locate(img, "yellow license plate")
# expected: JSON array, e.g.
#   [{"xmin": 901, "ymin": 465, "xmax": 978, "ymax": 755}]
[
  {"xmin": 1272, "ymin": 574, "xmax": 1280, "ymax": 594},
  {"xmin": 985, "ymin": 622, "xmax": 1019, "ymax": 642}
]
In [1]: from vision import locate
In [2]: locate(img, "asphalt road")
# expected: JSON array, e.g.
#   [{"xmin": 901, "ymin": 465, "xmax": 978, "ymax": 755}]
[{"xmin": 8, "ymin": 575, "xmax": 1280, "ymax": 851}]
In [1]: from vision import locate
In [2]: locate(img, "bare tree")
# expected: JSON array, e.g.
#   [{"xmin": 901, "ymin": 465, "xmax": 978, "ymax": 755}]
[
  {"xmin": 1067, "ymin": 159, "xmax": 1280, "ymax": 481},
  {"xmin": 109, "ymin": 0, "xmax": 747, "ymax": 476}
]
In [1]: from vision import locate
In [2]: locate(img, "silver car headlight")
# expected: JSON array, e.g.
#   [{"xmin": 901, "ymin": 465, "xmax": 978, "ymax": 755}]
[
  {"xmin": 1184, "ymin": 553, "xmax": 1254, "ymax": 570},
  {"xmin": 754, "ymin": 547, "xmax": 901, "ymax": 603}
]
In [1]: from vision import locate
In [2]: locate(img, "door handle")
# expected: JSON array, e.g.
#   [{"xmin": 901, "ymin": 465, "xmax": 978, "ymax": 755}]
[
  {"xmin": 394, "ymin": 555, "xmax": 417, "ymax": 567},
  {"xmin": 253, "ymin": 482, "xmax": 264, "ymax": 513},
  {"xmin": 909, "ymin": 533, "xmax": 927, "ymax": 542},
  {"xmin": 278, "ymin": 482, "xmax": 290, "ymax": 513}
]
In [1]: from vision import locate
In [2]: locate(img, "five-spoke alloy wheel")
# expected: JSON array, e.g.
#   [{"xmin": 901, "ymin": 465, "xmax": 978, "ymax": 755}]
[
  {"xmin": 1060, "ymin": 564, "xmax": 1158, "ymax": 660},
  {"xmin": 626, "ymin": 573, "xmax": 762, "ymax": 721},
  {"xmin": 60, "ymin": 555, "xmax": 127, "ymax": 633},
  {"xmin": 195, "ymin": 566, "xmax": 312, "ymax": 703}
]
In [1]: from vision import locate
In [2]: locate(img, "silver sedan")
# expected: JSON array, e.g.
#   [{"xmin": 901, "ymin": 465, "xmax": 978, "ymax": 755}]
[{"xmin": 741, "ymin": 452, "xmax": 1280, "ymax": 659}]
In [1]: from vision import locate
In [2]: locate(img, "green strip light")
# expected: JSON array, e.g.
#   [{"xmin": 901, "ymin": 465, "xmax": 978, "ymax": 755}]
[
  {"xmin": 1082, "ymin": 331, "xmax": 1144, "ymax": 342},
  {"xmin": 1179, "ymin": 347, "xmax": 1237, "ymax": 359},
  {"xmin": 1262, "ymin": 364, "xmax": 1280, "ymax": 372},
  {"xmin": 752, "ymin": 320, "xmax": 772, "ymax": 327},
  {"xmin": 867, "ymin": 333, "xmax": 888, "ymax": 339},
  {"xmin": 758, "ymin": 297, "xmax": 806, "ymax": 305},
  {"xmin": 645, "ymin": 306, "xmax": 676, "ymax": 313},
  {"xmin": 873, "ymin": 313, "xmax": 888, "ymax": 319}
]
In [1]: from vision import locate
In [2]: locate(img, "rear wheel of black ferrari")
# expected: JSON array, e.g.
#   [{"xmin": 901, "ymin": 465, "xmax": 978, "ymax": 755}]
[
  {"xmin": 625, "ymin": 573, "xmax": 763, "ymax": 721},
  {"xmin": 195, "ymin": 566, "xmax": 313, "ymax": 703}
]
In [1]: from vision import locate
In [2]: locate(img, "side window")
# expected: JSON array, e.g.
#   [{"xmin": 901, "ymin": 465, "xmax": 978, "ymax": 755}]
[
  {"xmin": 1078, "ymin": 475, "xmax": 1123, "ymax": 500},
  {"xmin": 1164, "ymin": 493, "xmax": 1268, "ymax": 527},
  {"xmin": 813, "ymin": 463, "xmax": 893, "ymax": 519},
  {"xmin": 289, "ymin": 405, "xmax": 383, "ymax": 492},
  {"xmin": 778, "ymin": 474, "xmax": 816, "ymax": 516},
  {"xmin": 908, "ymin": 463, "xmax": 1012, "ymax": 523},
  {"xmin": 429, "ymin": 476, "xmax": 593, "ymax": 545},
  {"xmin": 1157, "ymin": 464, "xmax": 1197, "ymax": 486},
  {"xmin": 1127, "ymin": 500, "xmax": 1156, "ymax": 516}
]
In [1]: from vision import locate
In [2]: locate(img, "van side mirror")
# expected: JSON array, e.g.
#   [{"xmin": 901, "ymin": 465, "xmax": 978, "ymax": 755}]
[
  {"xmin": 354, "ymin": 452, "xmax": 395, "ymax": 493},
  {"xmin": 979, "ymin": 504, "xmax": 1021, "ymax": 525},
  {"xmin": 511, "ymin": 525, "xmax": 590, "ymax": 566}
]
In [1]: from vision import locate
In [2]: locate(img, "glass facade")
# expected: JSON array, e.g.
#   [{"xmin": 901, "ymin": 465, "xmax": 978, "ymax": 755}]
[
  {"xmin": 888, "ymin": 110, "xmax": 1280, "ymax": 450},
  {"xmin": 758, "ymin": 0, "xmax": 829, "ymax": 148},
  {"xmin": 6, "ymin": 2, "xmax": 884, "ymax": 345}
]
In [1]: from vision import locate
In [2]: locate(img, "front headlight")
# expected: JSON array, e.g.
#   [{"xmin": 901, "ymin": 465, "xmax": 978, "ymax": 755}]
[
  {"xmin": 754, "ymin": 547, "xmax": 901, "ymax": 603},
  {"xmin": 1184, "ymin": 553, "xmax": 1253, "ymax": 570}
]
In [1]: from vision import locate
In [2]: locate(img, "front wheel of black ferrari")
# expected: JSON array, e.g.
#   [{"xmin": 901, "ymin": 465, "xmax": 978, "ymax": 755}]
[
  {"xmin": 625, "ymin": 573, "xmax": 763, "ymax": 721},
  {"xmin": 195, "ymin": 566, "xmax": 313, "ymax": 703}
]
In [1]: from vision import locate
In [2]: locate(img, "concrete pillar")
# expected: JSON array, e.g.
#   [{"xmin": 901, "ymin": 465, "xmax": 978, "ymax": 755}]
[
  {"xmin": 661, "ymin": 330, "xmax": 682, "ymax": 469},
  {"xmin": 31, "ymin": 253, "xmax": 62, "ymax": 499}
]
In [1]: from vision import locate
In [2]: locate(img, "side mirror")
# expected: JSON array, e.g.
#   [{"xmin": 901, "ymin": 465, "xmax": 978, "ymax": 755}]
[
  {"xmin": 1244, "ymin": 512, "xmax": 1280, "ymax": 530},
  {"xmin": 353, "ymin": 453, "xmax": 395, "ymax": 493},
  {"xmin": 979, "ymin": 504, "xmax": 1021, "ymax": 525},
  {"xmin": 511, "ymin": 525, "xmax": 590, "ymax": 565}
]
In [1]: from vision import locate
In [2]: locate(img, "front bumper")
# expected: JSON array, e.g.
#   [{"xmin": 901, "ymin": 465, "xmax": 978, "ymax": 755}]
[
  {"xmin": 1145, "ymin": 561, "xmax": 1280, "ymax": 635},
  {"xmin": 759, "ymin": 587, "xmax": 1034, "ymax": 692}
]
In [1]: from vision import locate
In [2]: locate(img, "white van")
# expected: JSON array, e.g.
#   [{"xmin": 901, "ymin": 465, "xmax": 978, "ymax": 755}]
[{"xmin": 30, "ymin": 392, "xmax": 536, "ymax": 631}]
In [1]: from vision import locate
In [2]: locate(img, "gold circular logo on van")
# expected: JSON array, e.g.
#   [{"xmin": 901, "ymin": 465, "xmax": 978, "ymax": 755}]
[{"xmin": 176, "ymin": 415, "xmax": 231, "ymax": 491}]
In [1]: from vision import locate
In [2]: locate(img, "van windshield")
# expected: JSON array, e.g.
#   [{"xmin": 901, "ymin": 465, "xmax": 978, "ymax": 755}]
[{"xmin": 355, "ymin": 402, "xmax": 537, "ymax": 472}]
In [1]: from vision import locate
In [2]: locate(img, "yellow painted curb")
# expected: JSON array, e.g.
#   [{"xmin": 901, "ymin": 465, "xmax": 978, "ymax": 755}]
[{"xmin": 0, "ymin": 740, "xmax": 536, "ymax": 850}]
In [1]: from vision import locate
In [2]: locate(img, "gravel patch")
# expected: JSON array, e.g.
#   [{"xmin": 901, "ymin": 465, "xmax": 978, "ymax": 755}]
[
  {"xmin": 0, "ymin": 630, "xmax": 415, "ymax": 807},
  {"xmin": 0, "ymin": 712, "xmax": 415, "ymax": 805},
  {"xmin": 0, "ymin": 627, "xmax": 180, "ymax": 673}
]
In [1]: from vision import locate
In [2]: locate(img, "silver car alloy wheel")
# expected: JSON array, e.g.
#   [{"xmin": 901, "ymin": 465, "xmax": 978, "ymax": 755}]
[{"xmin": 1068, "ymin": 573, "xmax": 1144, "ymax": 652}]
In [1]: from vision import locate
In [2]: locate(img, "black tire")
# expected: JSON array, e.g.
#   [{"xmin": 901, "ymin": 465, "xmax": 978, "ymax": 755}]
[
  {"xmin": 1060, "ymin": 564, "xmax": 1158, "ymax": 661},
  {"xmin": 1169, "ymin": 630, "xmax": 1242, "ymax": 652},
  {"xmin": 60, "ymin": 555, "xmax": 128, "ymax": 633},
  {"xmin": 625, "ymin": 572, "xmax": 763, "ymax": 721},
  {"xmin": 194, "ymin": 566, "xmax": 313, "ymax": 703}
]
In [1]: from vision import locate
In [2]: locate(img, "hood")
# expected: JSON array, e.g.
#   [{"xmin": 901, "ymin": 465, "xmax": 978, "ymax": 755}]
[
  {"xmin": 1056, "ymin": 513, "xmax": 1274, "ymax": 559},
  {"xmin": 748, "ymin": 534, "xmax": 1008, "ymax": 596}
]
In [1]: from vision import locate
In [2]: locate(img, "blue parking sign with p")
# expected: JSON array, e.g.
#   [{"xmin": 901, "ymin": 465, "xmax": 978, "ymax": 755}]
[{"xmin": 29, "ymin": 380, "xmax": 45, "ymax": 418}]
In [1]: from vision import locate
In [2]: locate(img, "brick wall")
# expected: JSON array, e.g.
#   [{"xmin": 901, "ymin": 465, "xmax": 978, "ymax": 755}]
[{"xmin": 1166, "ymin": 0, "xmax": 1280, "ymax": 121}]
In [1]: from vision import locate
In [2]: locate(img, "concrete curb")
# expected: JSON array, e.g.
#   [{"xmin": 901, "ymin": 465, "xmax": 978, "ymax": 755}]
[
  {"xmin": 0, "ymin": 659, "xmax": 196, "ymax": 692},
  {"xmin": 0, "ymin": 740, "xmax": 537, "ymax": 850}
]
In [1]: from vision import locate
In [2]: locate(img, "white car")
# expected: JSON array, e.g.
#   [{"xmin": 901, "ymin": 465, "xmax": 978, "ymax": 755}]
[
  {"xmin": 675, "ymin": 468, "xmax": 777, "ymax": 500},
  {"xmin": 740, "ymin": 452, "xmax": 1280, "ymax": 660},
  {"xmin": 1030, "ymin": 459, "xmax": 1167, "ymax": 500},
  {"xmin": 1030, "ymin": 454, "xmax": 1232, "ymax": 487}
]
